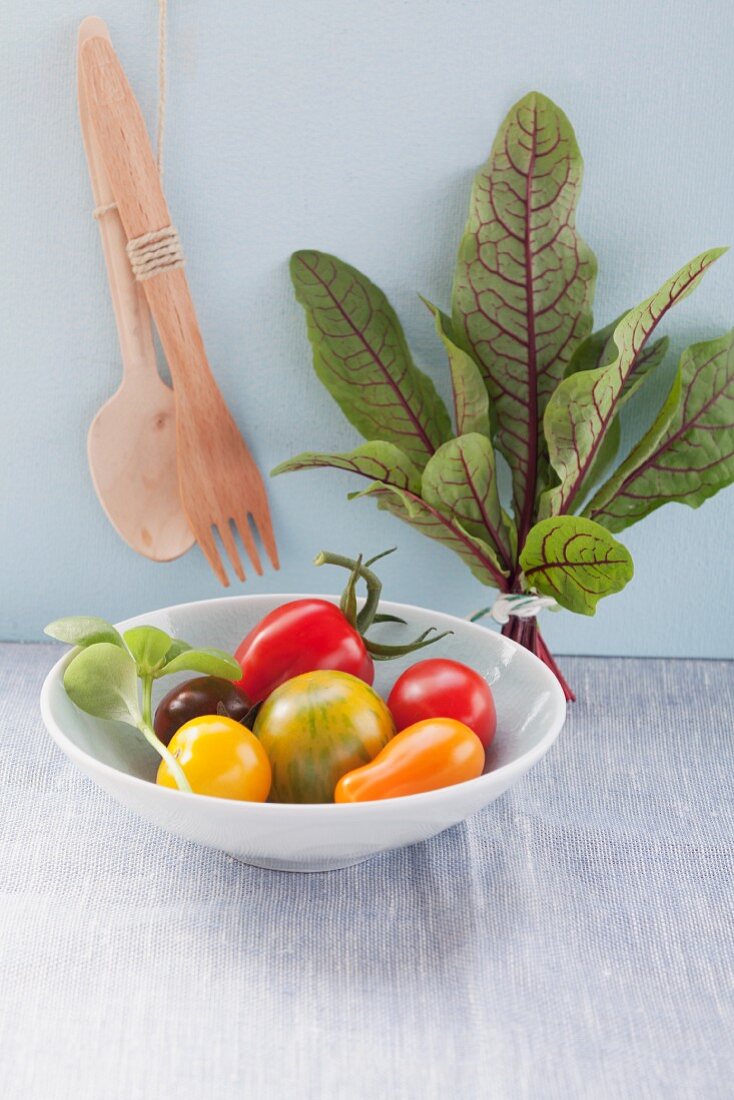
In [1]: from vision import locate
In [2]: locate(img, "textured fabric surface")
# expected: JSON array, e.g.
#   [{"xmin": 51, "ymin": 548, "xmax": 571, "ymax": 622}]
[{"xmin": 2, "ymin": 644, "xmax": 733, "ymax": 1100}]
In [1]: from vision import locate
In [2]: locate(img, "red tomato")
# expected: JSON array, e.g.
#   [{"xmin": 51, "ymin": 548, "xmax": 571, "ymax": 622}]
[
  {"xmin": 235, "ymin": 599, "xmax": 374, "ymax": 703},
  {"xmin": 387, "ymin": 658, "xmax": 496, "ymax": 749}
]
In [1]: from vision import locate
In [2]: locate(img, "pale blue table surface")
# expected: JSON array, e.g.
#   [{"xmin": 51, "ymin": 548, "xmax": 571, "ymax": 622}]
[{"xmin": 1, "ymin": 644, "xmax": 732, "ymax": 1100}]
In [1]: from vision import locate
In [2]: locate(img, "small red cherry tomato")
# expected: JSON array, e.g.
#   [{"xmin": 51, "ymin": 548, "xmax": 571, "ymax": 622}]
[
  {"xmin": 387, "ymin": 658, "xmax": 496, "ymax": 750},
  {"xmin": 235, "ymin": 599, "xmax": 374, "ymax": 703}
]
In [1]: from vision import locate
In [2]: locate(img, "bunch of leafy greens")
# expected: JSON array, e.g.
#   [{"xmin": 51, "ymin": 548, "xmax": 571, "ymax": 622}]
[
  {"xmin": 274, "ymin": 91, "xmax": 734, "ymax": 701},
  {"xmin": 44, "ymin": 617, "xmax": 242, "ymax": 791}
]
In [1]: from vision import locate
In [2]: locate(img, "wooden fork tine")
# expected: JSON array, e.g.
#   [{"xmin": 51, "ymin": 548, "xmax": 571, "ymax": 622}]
[
  {"xmin": 250, "ymin": 508, "xmax": 280, "ymax": 571},
  {"xmin": 233, "ymin": 513, "xmax": 263, "ymax": 576},
  {"xmin": 216, "ymin": 521, "xmax": 245, "ymax": 583},
  {"xmin": 197, "ymin": 526, "xmax": 229, "ymax": 588}
]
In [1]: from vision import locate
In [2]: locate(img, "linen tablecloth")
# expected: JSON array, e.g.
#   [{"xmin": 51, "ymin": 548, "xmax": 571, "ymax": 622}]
[{"xmin": 1, "ymin": 644, "xmax": 732, "ymax": 1099}]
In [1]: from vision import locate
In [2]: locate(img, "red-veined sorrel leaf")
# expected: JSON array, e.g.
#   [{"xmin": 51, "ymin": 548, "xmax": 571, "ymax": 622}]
[
  {"xmin": 353, "ymin": 482, "xmax": 507, "ymax": 590},
  {"xmin": 421, "ymin": 434, "xmax": 513, "ymax": 573},
  {"xmin": 562, "ymin": 316, "xmax": 670, "ymax": 497},
  {"xmin": 421, "ymin": 299, "xmax": 490, "ymax": 437},
  {"xmin": 565, "ymin": 312, "xmax": 669, "ymax": 400},
  {"xmin": 272, "ymin": 441, "xmax": 421, "ymax": 493},
  {"xmin": 290, "ymin": 251, "xmax": 451, "ymax": 469},
  {"xmin": 585, "ymin": 330, "xmax": 734, "ymax": 531},
  {"xmin": 519, "ymin": 516, "xmax": 633, "ymax": 615},
  {"xmin": 540, "ymin": 248, "xmax": 726, "ymax": 518},
  {"xmin": 451, "ymin": 91, "xmax": 597, "ymax": 541}
]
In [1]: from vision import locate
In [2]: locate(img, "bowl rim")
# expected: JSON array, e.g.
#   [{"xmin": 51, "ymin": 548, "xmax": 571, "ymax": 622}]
[{"xmin": 40, "ymin": 592, "xmax": 567, "ymax": 816}]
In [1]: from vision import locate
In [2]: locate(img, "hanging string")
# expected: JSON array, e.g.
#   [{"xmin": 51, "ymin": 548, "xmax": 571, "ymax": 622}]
[
  {"xmin": 156, "ymin": 0, "xmax": 168, "ymax": 176},
  {"xmin": 93, "ymin": 0, "xmax": 168, "ymax": 219}
]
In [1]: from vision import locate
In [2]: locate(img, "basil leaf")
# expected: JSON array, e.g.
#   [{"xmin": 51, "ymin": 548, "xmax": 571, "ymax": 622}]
[
  {"xmin": 586, "ymin": 331, "xmax": 734, "ymax": 532},
  {"xmin": 421, "ymin": 434, "xmax": 513, "ymax": 573},
  {"xmin": 541, "ymin": 248, "xmax": 725, "ymax": 518},
  {"xmin": 160, "ymin": 648, "xmax": 242, "ymax": 680},
  {"xmin": 290, "ymin": 250, "xmax": 451, "ymax": 469},
  {"xmin": 422, "ymin": 299, "xmax": 490, "ymax": 437},
  {"xmin": 452, "ymin": 91, "xmax": 597, "ymax": 537},
  {"xmin": 63, "ymin": 643, "xmax": 140, "ymax": 724},
  {"xmin": 273, "ymin": 441, "xmax": 422, "ymax": 493},
  {"xmin": 44, "ymin": 616, "xmax": 124, "ymax": 650},
  {"xmin": 520, "ymin": 516, "xmax": 633, "ymax": 615},
  {"xmin": 123, "ymin": 626, "xmax": 173, "ymax": 675}
]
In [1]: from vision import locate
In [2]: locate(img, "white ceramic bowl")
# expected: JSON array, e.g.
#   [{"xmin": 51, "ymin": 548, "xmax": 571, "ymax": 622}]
[{"xmin": 40, "ymin": 594, "xmax": 566, "ymax": 872}]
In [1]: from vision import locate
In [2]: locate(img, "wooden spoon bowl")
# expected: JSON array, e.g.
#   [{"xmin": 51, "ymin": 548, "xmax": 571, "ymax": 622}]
[{"xmin": 87, "ymin": 367, "xmax": 194, "ymax": 561}]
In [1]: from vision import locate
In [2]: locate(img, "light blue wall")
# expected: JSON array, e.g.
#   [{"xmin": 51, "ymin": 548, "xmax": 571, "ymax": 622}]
[{"xmin": 2, "ymin": 0, "xmax": 733, "ymax": 655}]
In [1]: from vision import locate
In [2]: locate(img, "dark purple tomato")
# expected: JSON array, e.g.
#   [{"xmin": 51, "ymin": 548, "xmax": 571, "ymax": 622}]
[{"xmin": 154, "ymin": 676, "xmax": 253, "ymax": 745}]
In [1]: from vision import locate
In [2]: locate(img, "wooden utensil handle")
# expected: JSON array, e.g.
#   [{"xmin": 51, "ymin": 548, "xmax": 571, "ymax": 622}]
[
  {"xmin": 78, "ymin": 19, "xmax": 159, "ymax": 385},
  {"xmin": 144, "ymin": 269, "xmax": 216, "ymax": 399},
  {"xmin": 80, "ymin": 35, "xmax": 213, "ymax": 393}
]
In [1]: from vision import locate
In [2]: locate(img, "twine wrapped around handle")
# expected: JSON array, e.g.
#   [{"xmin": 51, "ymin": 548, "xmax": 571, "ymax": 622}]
[{"xmin": 126, "ymin": 225, "xmax": 184, "ymax": 280}]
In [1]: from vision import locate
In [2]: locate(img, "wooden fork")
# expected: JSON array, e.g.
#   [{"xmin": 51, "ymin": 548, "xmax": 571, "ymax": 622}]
[{"xmin": 79, "ymin": 31, "xmax": 278, "ymax": 586}]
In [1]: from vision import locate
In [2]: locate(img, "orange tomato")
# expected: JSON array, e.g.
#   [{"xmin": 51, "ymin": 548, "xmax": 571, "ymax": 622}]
[
  {"xmin": 157, "ymin": 715, "xmax": 271, "ymax": 802},
  {"xmin": 334, "ymin": 717, "xmax": 485, "ymax": 802}
]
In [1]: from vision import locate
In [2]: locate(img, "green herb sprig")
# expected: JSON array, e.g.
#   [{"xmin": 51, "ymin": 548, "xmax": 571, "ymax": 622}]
[
  {"xmin": 44, "ymin": 617, "xmax": 242, "ymax": 792},
  {"xmin": 274, "ymin": 91, "xmax": 734, "ymax": 702}
]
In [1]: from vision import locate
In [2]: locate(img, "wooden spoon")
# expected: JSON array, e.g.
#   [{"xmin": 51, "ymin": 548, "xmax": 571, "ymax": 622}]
[{"xmin": 78, "ymin": 17, "xmax": 194, "ymax": 562}]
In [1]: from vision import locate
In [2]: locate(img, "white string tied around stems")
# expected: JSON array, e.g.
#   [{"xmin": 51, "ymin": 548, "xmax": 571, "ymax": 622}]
[{"xmin": 469, "ymin": 592, "xmax": 559, "ymax": 627}]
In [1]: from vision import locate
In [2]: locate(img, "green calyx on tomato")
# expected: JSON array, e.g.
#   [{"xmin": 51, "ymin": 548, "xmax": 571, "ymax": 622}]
[
  {"xmin": 253, "ymin": 669, "xmax": 395, "ymax": 803},
  {"xmin": 235, "ymin": 549, "xmax": 452, "ymax": 703}
]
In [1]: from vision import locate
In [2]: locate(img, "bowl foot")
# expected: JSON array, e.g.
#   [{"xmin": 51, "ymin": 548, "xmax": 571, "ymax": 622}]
[{"xmin": 230, "ymin": 853, "xmax": 375, "ymax": 873}]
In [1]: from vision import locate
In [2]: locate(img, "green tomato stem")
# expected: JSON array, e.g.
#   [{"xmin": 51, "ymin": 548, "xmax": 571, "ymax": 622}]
[
  {"xmin": 313, "ymin": 550, "xmax": 383, "ymax": 633},
  {"xmin": 365, "ymin": 627, "xmax": 453, "ymax": 660},
  {"xmin": 339, "ymin": 554, "xmax": 362, "ymax": 627}
]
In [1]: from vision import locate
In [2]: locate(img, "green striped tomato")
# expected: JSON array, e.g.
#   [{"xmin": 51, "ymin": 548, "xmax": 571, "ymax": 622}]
[{"xmin": 253, "ymin": 670, "xmax": 395, "ymax": 803}]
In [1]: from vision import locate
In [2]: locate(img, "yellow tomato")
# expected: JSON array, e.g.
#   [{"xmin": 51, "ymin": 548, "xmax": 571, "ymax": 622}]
[{"xmin": 157, "ymin": 714, "xmax": 271, "ymax": 802}]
